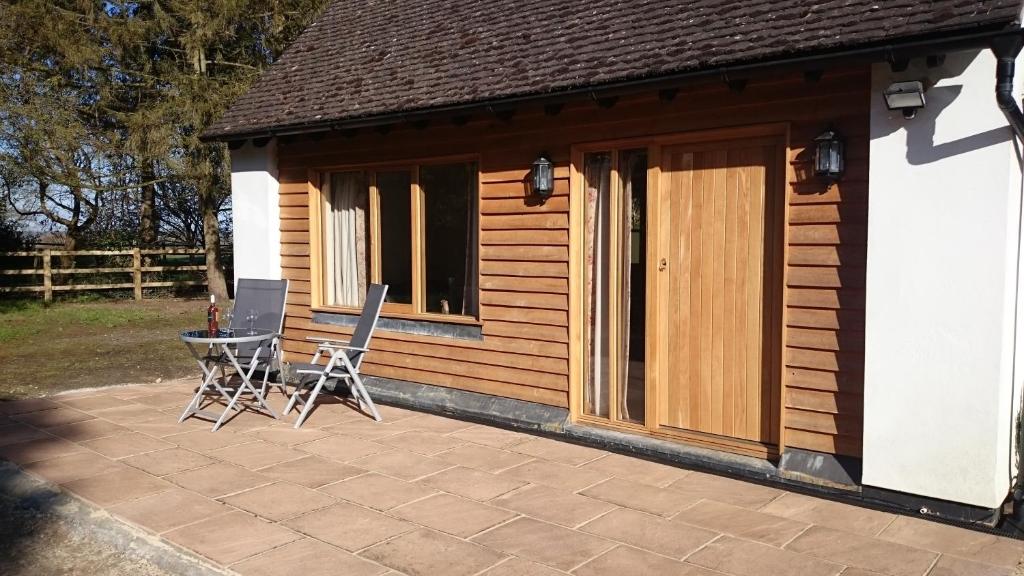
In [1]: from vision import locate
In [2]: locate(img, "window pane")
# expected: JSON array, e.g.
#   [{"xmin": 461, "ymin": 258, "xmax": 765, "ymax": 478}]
[
  {"xmin": 377, "ymin": 170, "xmax": 413, "ymax": 304},
  {"xmin": 322, "ymin": 171, "xmax": 369, "ymax": 307},
  {"xmin": 421, "ymin": 162, "xmax": 478, "ymax": 315},
  {"xmin": 583, "ymin": 152, "xmax": 611, "ymax": 418}
]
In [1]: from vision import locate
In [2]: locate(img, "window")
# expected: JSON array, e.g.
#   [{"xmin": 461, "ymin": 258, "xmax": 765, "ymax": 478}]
[{"xmin": 318, "ymin": 160, "xmax": 480, "ymax": 318}]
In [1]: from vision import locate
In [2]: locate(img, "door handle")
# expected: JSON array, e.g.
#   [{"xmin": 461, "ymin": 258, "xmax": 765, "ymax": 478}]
[{"xmin": 658, "ymin": 258, "xmax": 667, "ymax": 271}]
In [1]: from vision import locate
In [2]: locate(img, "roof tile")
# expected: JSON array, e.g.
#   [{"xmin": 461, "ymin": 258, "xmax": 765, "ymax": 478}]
[{"xmin": 206, "ymin": 0, "xmax": 1021, "ymax": 138}]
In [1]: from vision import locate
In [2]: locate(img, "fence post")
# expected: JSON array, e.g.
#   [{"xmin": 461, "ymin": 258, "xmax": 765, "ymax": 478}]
[
  {"xmin": 42, "ymin": 249, "xmax": 52, "ymax": 303},
  {"xmin": 132, "ymin": 248, "xmax": 143, "ymax": 300}
]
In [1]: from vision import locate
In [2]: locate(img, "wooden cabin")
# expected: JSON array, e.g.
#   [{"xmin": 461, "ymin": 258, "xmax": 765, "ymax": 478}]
[{"xmin": 208, "ymin": 1, "xmax": 1024, "ymax": 526}]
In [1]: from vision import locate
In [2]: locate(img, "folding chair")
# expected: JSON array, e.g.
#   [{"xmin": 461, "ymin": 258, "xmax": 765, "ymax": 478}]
[
  {"xmin": 284, "ymin": 283, "xmax": 387, "ymax": 428},
  {"xmin": 226, "ymin": 278, "xmax": 290, "ymax": 396},
  {"xmin": 180, "ymin": 278, "xmax": 289, "ymax": 428}
]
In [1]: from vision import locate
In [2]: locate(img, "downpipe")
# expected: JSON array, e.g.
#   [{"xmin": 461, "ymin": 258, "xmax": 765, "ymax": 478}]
[
  {"xmin": 992, "ymin": 32, "xmax": 1024, "ymax": 531},
  {"xmin": 993, "ymin": 34, "xmax": 1024, "ymax": 143}
]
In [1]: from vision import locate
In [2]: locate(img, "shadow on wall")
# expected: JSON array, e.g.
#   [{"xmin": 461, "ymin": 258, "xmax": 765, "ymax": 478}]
[
  {"xmin": 873, "ymin": 50, "xmax": 1017, "ymax": 167},
  {"xmin": 904, "ymin": 85, "xmax": 1013, "ymax": 166}
]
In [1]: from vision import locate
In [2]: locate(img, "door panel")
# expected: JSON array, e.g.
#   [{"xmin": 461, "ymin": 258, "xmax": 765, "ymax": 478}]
[{"xmin": 657, "ymin": 140, "xmax": 781, "ymax": 443}]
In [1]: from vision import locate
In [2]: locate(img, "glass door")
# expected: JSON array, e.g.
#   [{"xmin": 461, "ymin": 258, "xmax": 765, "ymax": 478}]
[{"xmin": 582, "ymin": 148, "xmax": 648, "ymax": 425}]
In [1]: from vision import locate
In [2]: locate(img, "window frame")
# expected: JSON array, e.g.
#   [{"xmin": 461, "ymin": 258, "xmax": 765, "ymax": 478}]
[{"xmin": 308, "ymin": 153, "xmax": 483, "ymax": 325}]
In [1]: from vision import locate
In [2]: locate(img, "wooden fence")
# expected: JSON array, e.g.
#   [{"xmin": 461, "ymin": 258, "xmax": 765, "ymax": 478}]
[{"xmin": 0, "ymin": 247, "xmax": 210, "ymax": 302}]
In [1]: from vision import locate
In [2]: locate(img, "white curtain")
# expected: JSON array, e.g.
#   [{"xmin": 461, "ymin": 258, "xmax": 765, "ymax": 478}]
[
  {"xmin": 584, "ymin": 153, "xmax": 611, "ymax": 418},
  {"xmin": 618, "ymin": 152, "xmax": 643, "ymax": 421},
  {"xmin": 324, "ymin": 172, "xmax": 367, "ymax": 307}
]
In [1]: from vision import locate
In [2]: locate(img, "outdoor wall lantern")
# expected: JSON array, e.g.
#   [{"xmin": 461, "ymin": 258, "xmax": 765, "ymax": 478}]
[
  {"xmin": 531, "ymin": 154, "xmax": 554, "ymax": 200},
  {"xmin": 883, "ymin": 80, "xmax": 927, "ymax": 119},
  {"xmin": 813, "ymin": 128, "xmax": 845, "ymax": 183}
]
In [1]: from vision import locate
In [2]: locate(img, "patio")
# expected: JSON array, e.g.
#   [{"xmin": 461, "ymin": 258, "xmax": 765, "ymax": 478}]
[{"xmin": 0, "ymin": 379, "xmax": 1020, "ymax": 576}]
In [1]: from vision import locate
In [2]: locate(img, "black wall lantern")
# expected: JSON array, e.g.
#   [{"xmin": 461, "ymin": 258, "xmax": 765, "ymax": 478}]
[
  {"xmin": 531, "ymin": 154, "xmax": 554, "ymax": 200},
  {"xmin": 813, "ymin": 128, "xmax": 845, "ymax": 183}
]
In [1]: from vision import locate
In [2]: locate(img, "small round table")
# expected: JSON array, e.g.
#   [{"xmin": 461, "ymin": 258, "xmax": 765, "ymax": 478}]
[{"xmin": 178, "ymin": 328, "xmax": 281, "ymax": 431}]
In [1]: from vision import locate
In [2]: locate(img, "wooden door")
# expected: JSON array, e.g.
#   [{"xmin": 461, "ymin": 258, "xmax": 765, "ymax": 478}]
[{"xmin": 656, "ymin": 138, "xmax": 782, "ymax": 444}]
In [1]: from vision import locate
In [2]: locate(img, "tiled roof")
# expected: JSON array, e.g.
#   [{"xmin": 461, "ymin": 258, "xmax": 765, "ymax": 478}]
[{"xmin": 205, "ymin": 0, "xmax": 1022, "ymax": 138}]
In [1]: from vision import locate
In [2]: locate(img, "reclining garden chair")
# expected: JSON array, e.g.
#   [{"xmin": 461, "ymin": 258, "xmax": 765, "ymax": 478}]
[
  {"xmin": 284, "ymin": 283, "xmax": 387, "ymax": 428},
  {"xmin": 210, "ymin": 278, "xmax": 289, "ymax": 396}
]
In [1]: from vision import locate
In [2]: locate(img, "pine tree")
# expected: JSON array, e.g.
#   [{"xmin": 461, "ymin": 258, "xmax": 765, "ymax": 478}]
[
  {"xmin": 0, "ymin": 1, "xmax": 129, "ymax": 256},
  {"xmin": 1, "ymin": 0, "xmax": 329, "ymax": 296},
  {"xmin": 117, "ymin": 0, "xmax": 329, "ymax": 298}
]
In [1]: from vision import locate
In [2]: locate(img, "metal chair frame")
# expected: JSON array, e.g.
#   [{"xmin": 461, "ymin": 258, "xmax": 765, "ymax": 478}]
[{"xmin": 284, "ymin": 283, "xmax": 387, "ymax": 428}]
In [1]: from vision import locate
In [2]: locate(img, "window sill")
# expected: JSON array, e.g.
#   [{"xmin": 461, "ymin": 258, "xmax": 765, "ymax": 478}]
[
  {"xmin": 310, "ymin": 307, "xmax": 484, "ymax": 341},
  {"xmin": 310, "ymin": 306, "xmax": 482, "ymax": 327}
]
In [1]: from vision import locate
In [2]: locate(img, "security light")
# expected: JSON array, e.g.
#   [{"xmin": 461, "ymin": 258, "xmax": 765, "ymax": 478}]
[{"xmin": 883, "ymin": 81, "xmax": 927, "ymax": 119}]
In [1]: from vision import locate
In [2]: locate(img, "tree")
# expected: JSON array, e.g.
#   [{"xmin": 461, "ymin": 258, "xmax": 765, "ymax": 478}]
[
  {"xmin": 0, "ymin": 193, "xmax": 26, "ymax": 252},
  {"xmin": 0, "ymin": 1, "xmax": 328, "ymax": 296},
  {"xmin": 0, "ymin": 2, "xmax": 125, "ymax": 256},
  {"xmin": 153, "ymin": 0, "xmax": 328, "ymax": 298}
]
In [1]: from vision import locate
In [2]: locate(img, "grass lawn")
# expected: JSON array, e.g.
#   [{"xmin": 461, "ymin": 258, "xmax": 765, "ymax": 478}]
[{"xmin": 0, "ymin": 297, "xmax": 205, "ymax": 400}]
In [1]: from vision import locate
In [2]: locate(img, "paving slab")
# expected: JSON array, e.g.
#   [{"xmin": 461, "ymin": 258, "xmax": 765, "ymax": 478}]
[
  {"xmin": 688, "ymin": 536, "xmax": 845, "ymax": 576},
  {"xmin": 471, "ymin": 516, "xmax": 614, "ymax": 572},
  {"xmin": 673, "ymin": 499, "xmax": 810, "ymax": 547},
  {"xmin": 575, "ymin": 545, "xmax": 718, "ymax": 576},
  {"xmin": 283, "ymin": 501, "xmax": 415, "ymax": 551},
  {"xmin": 320, "ymin": 472, "xmax": 438, "ymax": 511},
  {"xmin": 580, "ymin": 477, "xmax": 697, "ymax": 517},
  {"xmin": 360, "ymin": 528, "xmax": 505, "ymax": 576},
  {"xmin": 417, "ymin": 465, "xmax": 526, "ymax": 501},
  {"xmin": 163, "ymin": 511, "xmax": 301, "ymax": 565},
  {"xmin": 232, "ymin": 538, "xmax": 388, "ymax": 576},
  {"xmin": 491, "ymin": 484, "xmax": 615, "ymax": 528},
  {"xmin": 220, "ymin": 481, "xmax": 337, "ymax": 522},
  {"xmin": 389, "ymin": 493, "xmax": 516, "ymax": 538},
  {"xmin": 580, "ymin": 507, "xmax": 717, "ymax": 560}
]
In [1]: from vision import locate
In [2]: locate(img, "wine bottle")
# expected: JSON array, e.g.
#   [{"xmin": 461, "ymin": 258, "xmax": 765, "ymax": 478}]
[{"xmin": 207, "ymin": 294, "xmax": 219, "ymax": 336}]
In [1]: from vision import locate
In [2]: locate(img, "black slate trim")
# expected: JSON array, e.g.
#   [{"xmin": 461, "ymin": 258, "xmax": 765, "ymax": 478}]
[
  {"xmin": 362, "ymin": 376, "xmax": 566, "ymax": 433},
  {"xmin": 779, "ymin": 447, "xmax": 862, "ymax": 489},
  {"xmin": 861, "ymin": 485, "xmax": 1002, "ymax": 527},
  {"xmin": 312, "ymin": 311, "xmax": 483, "ymax": 340}
]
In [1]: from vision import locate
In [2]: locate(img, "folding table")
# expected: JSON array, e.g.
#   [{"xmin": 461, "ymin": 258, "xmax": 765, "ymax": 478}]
[{"xmin": 178, "ymin": 328, "xmax": 281, "ymax": 431}]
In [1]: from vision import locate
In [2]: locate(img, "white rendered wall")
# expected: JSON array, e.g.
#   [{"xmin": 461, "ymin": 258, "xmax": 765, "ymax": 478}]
[
  {"xmin": 229, "ymin": 139, "xmax": 281, "ymax": 286},
  {"xmin": 864, "ymin": 49, "xmax": 1024, "ymax": 509}
]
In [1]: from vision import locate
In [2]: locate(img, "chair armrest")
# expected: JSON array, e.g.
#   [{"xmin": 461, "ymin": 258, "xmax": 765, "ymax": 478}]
[
  {"xmin": 301, "ymin": 336, "xmax": 367, "ymax": 354},
  {"xmin": 305, "ymin": 336, "xmax": 351, "ymax": 346},
  {"xmin": 320, "ymin": 342, "xmax": 369, "ymax": 353}
]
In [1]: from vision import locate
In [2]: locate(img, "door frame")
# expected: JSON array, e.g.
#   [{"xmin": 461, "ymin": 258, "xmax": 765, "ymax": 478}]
[{"xmin": 568, "ymin": 122, "xmax": 791, "ymax": 459}]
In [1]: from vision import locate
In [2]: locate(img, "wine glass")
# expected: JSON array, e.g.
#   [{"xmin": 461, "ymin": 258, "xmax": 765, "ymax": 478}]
[{"xmin": 246, "ymin": 309, "xmax": 258, "ymax": 335}]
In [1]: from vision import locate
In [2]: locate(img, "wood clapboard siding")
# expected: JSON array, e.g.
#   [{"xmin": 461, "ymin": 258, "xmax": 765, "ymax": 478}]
[
  {"xmin": 784, "ymin": 90, "xmax": 868, "ymax": 457},
  {"xmin": 276, "ymin": 161, "xmax": 572, "ymax": 406},
  {"xmin": 273, "ymin": 65, "xmax": 869, "ymax": 455}
]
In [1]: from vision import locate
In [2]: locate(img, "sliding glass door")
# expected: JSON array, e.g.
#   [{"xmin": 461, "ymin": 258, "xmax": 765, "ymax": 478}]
[
  {"xmin": 575, "ymin": 129, "xmax": 785, "ymax": 455},
  {"xmin": 582, "ymin": 149, "xmax": 648, "ymax": 425}
]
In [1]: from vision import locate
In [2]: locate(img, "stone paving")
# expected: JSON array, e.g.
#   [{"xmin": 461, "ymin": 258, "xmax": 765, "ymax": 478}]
[{"xmin": 0, "ymin": 378, "xmax": 1021, "ymax": 576}]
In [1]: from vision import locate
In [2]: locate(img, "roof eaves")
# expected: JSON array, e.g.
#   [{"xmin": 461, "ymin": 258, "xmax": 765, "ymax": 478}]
[{"xmin": 202, "ymin": 19, "xmax": 1023, "ymax": 143}]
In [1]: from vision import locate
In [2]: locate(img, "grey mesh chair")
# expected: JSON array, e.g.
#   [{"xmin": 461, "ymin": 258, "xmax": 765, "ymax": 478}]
[
  {"xmin": 216, "ymin": 278, "xmax": 289, "ymax": 397},
  {"xmin": 284, "ymin": 283, "xmax": 387, "ymax": 428}
]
